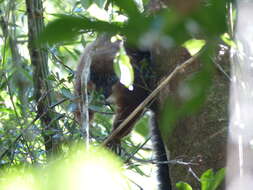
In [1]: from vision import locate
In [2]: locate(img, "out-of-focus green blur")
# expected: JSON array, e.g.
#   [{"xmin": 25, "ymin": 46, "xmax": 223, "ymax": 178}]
[{"xmin": 0, "ymin": 145, "xmax": 129, "ymax": 190}]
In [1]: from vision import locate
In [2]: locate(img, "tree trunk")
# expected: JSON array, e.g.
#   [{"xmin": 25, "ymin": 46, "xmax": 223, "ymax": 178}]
[
  {"xmin": 26, "ymin": 0, "xmax": 60, "ymax": 157},
  {"xmin": 167, "ymin": 48, "xmax": 229, "ymax": 189},
  {"xmin": 148, "ymin": 0, "xmax": 228, "ymax": 189}
]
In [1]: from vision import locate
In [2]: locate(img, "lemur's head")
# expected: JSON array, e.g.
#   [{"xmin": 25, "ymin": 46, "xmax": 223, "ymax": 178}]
[
  {"xmin": 84, "ymin": 34, "xmax": 153, "ymax": 105},
  {"xmin": 88, "ymin": 36, "xmax": 120, "ymax": 99}
]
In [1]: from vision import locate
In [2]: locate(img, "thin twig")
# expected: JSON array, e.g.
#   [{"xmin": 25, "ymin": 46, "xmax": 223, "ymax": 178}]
[
  {"xmin": 212, "ymin": 57, "xmax": 231, "ymax": 81},
  {"xmin": 127, "ymin": 157, "xmax": 198, "ymax": 166},
  {"xmin": 188, "ymin": 167, "xmax": 200, "ymax": 181},
  {"xmin": 128, "ymin": 178, "xmax": 144, "ymax": 190},
  {"xmin": 49, "ymin": 49, "xmax": 73, "ymax": 72},
  {"xmin": 102, "ymin": 50, "xmax": 201, "ymax": 146},
  {"xmin": 125, "ymin": 136, "xmax": 151, "ymax": 163}
]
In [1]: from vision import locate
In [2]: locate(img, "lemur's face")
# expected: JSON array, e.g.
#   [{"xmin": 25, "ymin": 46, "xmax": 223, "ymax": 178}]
[
  {"xmin": 89, "ymin": 70, "xmax": 118, "ymax": 99},
  {"xmin": 87, "ymin": 40, "xmax": 120, "ymax": 99}
]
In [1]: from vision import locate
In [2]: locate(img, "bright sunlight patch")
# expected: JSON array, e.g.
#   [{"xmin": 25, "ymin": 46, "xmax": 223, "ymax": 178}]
[{"xmin": 0, "ymin": 145, "xmax": 129, "ymax": 190}]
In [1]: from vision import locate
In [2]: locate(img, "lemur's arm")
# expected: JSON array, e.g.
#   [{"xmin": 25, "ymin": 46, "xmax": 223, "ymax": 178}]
[{"xmin": 109, "ymin": 82, "xmax": 149, "ymax": 141}]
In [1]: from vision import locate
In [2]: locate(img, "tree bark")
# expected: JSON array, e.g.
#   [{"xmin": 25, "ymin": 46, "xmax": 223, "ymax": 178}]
[
  {"xmin": 26, "ymin": 0, "xmax": 60, "ymax": 157},
  {"xmin": 166, "ymin": 48, "xmax": 228, "ymax": 189},
  {"xmin": 148, "ymin": 0, "xmax": 228, "ymax": 189}
]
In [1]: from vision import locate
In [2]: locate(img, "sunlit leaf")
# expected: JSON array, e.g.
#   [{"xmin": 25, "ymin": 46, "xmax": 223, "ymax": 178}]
[
  {"xmin": 113, "ymin": 45, "xmax": 134, "ymax": 89},
  {"xmin": 0, "ymin": 107, "xmax": 15, "ymax": 114},
  {"xmin": 221, "ymin": 33, "xmax": 235, "ymax": 47},
  {"xmin": 200, "ymin": 168, "xmax": 225, "ymax": 190},
  {"xmin": 183, "ymin": 39, "xmax": 206, "ymax": 55},
  {"xmin": 176, "ymin": 182, "xmax": 193, "ymax": 190},
  {"xmin": 212, "ymin": 168, "xmax": 225, "ymax": 190},
  {"xmin": 46, "ymin": 146, "xmax": 129, "ymax": 190},
  {"xmin": 201, "ymin": 169, "xmax": 215, "ymax": 190},
  {"xmin": 0, "ymin": 170, "xmax": 38, "ymax": 190},
  {"xmin": 87, "ymin": 4, "xmax": 109, "ymax": 21},
  {"xmin": 0, "ymin": 147, "xmax": 129, "ymax": 190}
]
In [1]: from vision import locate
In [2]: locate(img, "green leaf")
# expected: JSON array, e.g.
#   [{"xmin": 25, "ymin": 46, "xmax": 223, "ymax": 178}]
[
  {"xmin": 142, "ymin": 0, "xmax": 149, "ymax": 6},
  {"xmin": 81, "ymin": 0, "xmax": 105, "ymax": 9},
  {"xmin": 134, "ymin": 116, "xmax": 149, "ymax": 137},
  {"xmin": 183, "ymin": 39, "xmax": 206, "ymax": 55},
  {"xmin": 67, "ymin": 74, "xmax": 75, "ymax": 83},
  {"xmin": 0, "ymin": 107, "xmax": 15, "ymax": 114},
  {"xmin": 221, "ymin": 33, "xmax": 235, "ymax": 47},
  {"xmin": 127, "ymin": 164, "xmax": 147, "ymax": 176},
  {"xmin": 40, "ymin": 15, "xmax": 84, "ymax": 44},
  {"xmin": 81, "ymin": 0, "xmax": 106, "ymax": 9},
  {"xmin": 192, "ymin": 0, "xmax": 227, "ymax": 37},
  {"xmin": 176, "ymin": 182, "xmax": 193, "ymax": 190},
  {"xmin": 159, "ymin": 10, "xmax": 191, "ymax": 45},
  {"xmin": 80, "ymin": 0, "xmax": 93, "ymax": 9},
  {"xmin": 123, "ymin": 13, "xmax": 150, "ymax": 44},
  {"xmin": 0, "ymin": 78, "xmax": 8, "ymax": 89},
  {"xmin": 201, "ymin": 169, "xmax": 214, "ymax": 190},
  {"xmin": 113, "ymin": 45, "xmax": 134, "ymax": 89},
  {"xmin": 211, "ymin": 168, "xmax": 225, "ymax": 190},
  {"xmin": 67, "ymin": 102, "xmax": 78, "ymax": 113},
  {"xmin": 113, "ymin": 0, "xmax": 140, "ymax": 18},
  {"xmin": 47, "ymin": 74, "xmax": 57, "ymax": 81},
  {"xmin": 40, "ymin": 15, "xmax": 122, "ymax": 44},
  {"xmin": 94, "ymin": 0, "xmax": 106, "ymax": 8},
  {"xmin": 61, "ymin": 87, "xmax": 74, "ymax": 99},
  {"xmin": 63, "ymin": 47, "xmax": 79, "ymax": 60},
  {"xmin": 200, "ymin": 168, "xmax": 225, "ymax": 190}
]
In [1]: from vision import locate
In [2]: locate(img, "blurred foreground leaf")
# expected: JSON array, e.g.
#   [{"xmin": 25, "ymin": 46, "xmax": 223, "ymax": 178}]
[
  {"xmin": 159, "ymin": 44, "xmax": 214, "ymax": 141},
  {"xmin": 0, "ymin": 145, "xmax": 129, "ymax": 190},
  {"xmin": 40, "ymin": 15, "xmax": 122, "ymax": 44}
]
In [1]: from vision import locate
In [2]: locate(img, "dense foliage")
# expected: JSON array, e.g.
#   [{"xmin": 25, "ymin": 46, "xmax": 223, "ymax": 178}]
[{"xmin": 0, "ymin": 0, "xmax": 230, "ymax": 189}]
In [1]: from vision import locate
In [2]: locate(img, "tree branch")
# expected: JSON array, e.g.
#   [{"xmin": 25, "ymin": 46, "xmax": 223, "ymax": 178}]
[{"xmin": 102, "ymin": 50, "xmax": 201, "ymax": 146}]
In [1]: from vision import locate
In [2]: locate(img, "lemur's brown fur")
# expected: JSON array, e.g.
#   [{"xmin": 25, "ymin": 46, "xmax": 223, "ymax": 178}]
[
  {"xmin": 74, "ymin": 35, "xmax": 194, "ymax": 190},
  {"xmin": 74, "ymin": 35, "xmax": 152, "ymax": 140}
]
